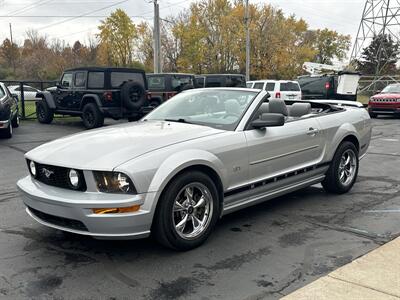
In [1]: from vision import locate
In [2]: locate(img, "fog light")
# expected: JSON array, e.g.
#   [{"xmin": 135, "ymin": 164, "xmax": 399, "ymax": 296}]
[
  {"xmin": 92, "ymin": 205, "xmax": 141, "ymax": 214},
  {"xmin": 68, "ymin": 169, "xmax": 80, "ymax": 188},
  {"xmin": 29, "ymin": 161, "xmax": 36, "ymax": 177}
]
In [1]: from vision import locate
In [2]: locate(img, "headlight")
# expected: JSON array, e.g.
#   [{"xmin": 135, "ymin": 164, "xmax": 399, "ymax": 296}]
[
  {"xmin": 68, "ymin": 169, "xmax": 81, "ymax": 189},
  {"xmin": 28, "ymin": 160, "xmax": 36, "ymax": 177},
  {"xmin": 93, "ymin": 171, "xmax": 137, "ymax": 194}
]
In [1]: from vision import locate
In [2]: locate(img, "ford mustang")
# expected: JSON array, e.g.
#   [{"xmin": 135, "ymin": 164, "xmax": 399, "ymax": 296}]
[{"xmin": 17, "ymin": 88, "xmax": 372, "ymax": 250}]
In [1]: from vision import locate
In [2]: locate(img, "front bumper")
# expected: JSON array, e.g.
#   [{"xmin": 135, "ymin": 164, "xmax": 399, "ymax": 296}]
[
  {"xmin": 17, "ymin": 175, "xmax": 157, "ymax": 239},
  {"xmin": 368, "ymin": 105, "xmax": 400, "ymax": 115}
]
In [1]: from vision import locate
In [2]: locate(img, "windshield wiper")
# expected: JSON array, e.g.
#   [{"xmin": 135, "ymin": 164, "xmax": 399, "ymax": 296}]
[{"xmin": 164, "ymin": 118, "xmax": 193, "ymax": 124}]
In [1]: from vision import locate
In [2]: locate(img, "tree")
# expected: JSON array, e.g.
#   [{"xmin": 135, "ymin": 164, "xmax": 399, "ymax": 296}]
[
  {"xmin": 306, "ymin": 29, "xmax": 351, "ymax": 64},
  {"xmin": 97, "ymin": 9, "xmax": 138, "ymax": 66},
  {"xmin": 356, "ymin": 33, "xmax": 399, "ymax": 75},
  {"xmin": 0, "ymin": 38, "xmax": 19, "ymax": 73}
]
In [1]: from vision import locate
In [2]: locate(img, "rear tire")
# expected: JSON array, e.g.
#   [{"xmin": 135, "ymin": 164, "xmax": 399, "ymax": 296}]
[
  {"xmin": 152, "ymin": 171, "xmax": 220, "ymax": 251},
  {"xmin": 322, "ymin": 141, "xmax": 359, "ymax": 194},
  {"xmin": 36, "ymin": 101, "xmax": 54, "ymax": 124},
  {"xmin": 82, "ymin": 103, "xmax": 104, "ymax": 129}
]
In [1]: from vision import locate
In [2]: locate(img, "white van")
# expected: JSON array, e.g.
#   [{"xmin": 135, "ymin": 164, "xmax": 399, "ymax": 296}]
[{"xmin": 247, "ymin": 80, "xmax": 302, "ymax": 100}]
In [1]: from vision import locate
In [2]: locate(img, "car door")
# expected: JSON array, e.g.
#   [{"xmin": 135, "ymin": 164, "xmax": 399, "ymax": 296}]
[
  {"xmin": 72, "ymin": 71, "xmax": 87, "ymax": 109},
  {"xmin": 244, "ymin": 117, "xmax": 324, "ymax": 187},
  {"xmin": 55, "ymin": 72, "xmax": 74, "ymax": 110}
]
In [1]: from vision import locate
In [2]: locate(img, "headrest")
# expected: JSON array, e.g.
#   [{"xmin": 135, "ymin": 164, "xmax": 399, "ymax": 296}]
[{"xmin": 269, "ymin": 99, "xmax": 289, "ymax": 116}]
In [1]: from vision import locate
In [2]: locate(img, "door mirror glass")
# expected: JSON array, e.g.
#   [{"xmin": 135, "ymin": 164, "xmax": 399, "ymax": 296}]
[{"xmin": 251, "ymin": 113, "xmax": 285, "ymax": 129}]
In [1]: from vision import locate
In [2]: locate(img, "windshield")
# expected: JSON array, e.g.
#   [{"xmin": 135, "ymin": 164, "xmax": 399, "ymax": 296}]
[
  {"xmin": 144, "ymin": 89, "xmax": 258, "ymax": 131},
  {"xmin": 381, "ymin": 84, "xmax": 400, "ymax": 93}
]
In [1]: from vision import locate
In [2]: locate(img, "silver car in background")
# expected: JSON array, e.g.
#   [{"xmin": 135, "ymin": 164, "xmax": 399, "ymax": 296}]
[{"xmin": 17, "ymin": 88, "xmax": 372, "ymax": 250}]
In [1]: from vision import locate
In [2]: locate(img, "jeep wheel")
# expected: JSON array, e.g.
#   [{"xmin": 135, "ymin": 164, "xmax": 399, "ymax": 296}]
[
  {"xmin": 152, "ymin": 171, "xmax": 220, "ymax": 251},
  {"xmin": 121, "ymin": 81, "xmax": 146, "ymax": 111},
  {"xmin": 36, "ymin": 101, "xmax": 54, "ymax": 124},
  {"xmin": 82, "ymin": 103, "xmax": 104, "ymax": 129}
]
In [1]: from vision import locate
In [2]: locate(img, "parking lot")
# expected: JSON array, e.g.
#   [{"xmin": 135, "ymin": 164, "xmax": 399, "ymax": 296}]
[{"xmin": 0, "ymin": 116, "xmax": 399, "ymax": 300}]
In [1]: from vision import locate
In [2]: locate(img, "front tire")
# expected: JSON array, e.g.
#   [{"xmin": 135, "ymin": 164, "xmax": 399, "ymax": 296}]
[
  {"xmin": 11, "ymin": 112, "xmax": 19, "ymax": 128},
  {"xmin": 36, "ymin": 101, "xmax": 54, "ymax": 124},
  {"xmin": 0, "ymin": 120, "xmax": 12, "ymax": 139},
  {"xmin": 322, "ymin": 141, "xmax": 359, "ymax": 194},
  {"xmin": 82, "ymin": 103, "xmax": 104, "ymax": 129},
  {"xmin": 152, "ymin": 171, "xmax": 220, "ymax": 251}
]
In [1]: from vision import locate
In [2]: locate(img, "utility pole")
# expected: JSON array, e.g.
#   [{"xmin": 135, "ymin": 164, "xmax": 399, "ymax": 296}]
[
  {"xmin": 9, "ymin": 23, "xmax": 15, "ymax": 73},
  {"xmin": 153, "ymin": 0, "xmax": 162, "ymax": 73},
  {"xmin": 245, "ymin": 0, "xmax": 250, "ymax": 81}
]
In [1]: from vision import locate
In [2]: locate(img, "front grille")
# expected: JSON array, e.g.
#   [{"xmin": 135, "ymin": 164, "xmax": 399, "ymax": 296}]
[
  {"xmin": 29, "ymin": 161, "xmax": 87, "ymax": 191},
  {"xmin": 371, "ymin": 98, "xmax": 400, "ymax": 102},
  {"xmin": 28, "ymin": 206, "xmax": 88, "ymax": 232}
]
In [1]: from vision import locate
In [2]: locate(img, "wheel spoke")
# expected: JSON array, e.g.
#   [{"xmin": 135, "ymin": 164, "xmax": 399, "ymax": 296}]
[
  {"xmin": 194, "ymin": 196, "xmax": 206, "ymax": 208},
  {"xmin": 176, "ymin": 214, "xmax": 188, "ymax": 232},
  {"xmin": 191, "ymin": 215, "xmax": 202, "ymax": 230},
  {"xmin": 339, "ymin": 171, "xmax": 345, "ymax": 181},
  {"xmin": 185, "ymin": 187, "xmax": 194, "ymax": 200},
  {"xmin": 174, "ymin": 201, "xmax": 185, "ymax": 212},
  {"xmin": 344, "ymin": 155, "xmax": 351, "ymax": 166}
]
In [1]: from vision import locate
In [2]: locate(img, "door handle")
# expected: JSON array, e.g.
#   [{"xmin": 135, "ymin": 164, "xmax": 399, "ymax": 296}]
[{"xmin": 307, "ymin": 127, "xmax": 319, "ymax": 136}]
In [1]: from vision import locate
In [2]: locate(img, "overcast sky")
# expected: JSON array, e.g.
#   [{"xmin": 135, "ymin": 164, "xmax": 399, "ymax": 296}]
[{"xmin": 0, "ymin": 0, "xmax": 365, "ymax": 50}]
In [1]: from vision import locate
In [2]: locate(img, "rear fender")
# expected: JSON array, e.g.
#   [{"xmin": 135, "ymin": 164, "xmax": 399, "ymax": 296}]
[{"xmin": 80, "ymin": 94, "xmax": 102, "ymax": 110}]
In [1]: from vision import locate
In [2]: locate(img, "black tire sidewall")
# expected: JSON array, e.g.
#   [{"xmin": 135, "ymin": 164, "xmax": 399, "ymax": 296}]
[
  {"xmin": 82, "ymin": 103, "xmax": 104, "ymax": 129},
  {"xmin": 153, "ymin": 171, "xmax": 220, "ymax": 250},
  {"xmin": 121, "ymin": 81, "xmax": 146, "ymax": 111},
  {"xmin": 323, "ymin": 141, "xmax": 359, "ymax": 194},
  {"xmin": 36, "ymin": 101, "xmax": 53, "ymax": 124}
]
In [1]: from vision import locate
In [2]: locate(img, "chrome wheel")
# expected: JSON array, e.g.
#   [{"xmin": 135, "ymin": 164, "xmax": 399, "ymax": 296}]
[
  {"xmin": 172, "ymin": 183, "xmax": 213, "ymax": 240},
  {"xmin": 338, "ymin": 149, "xmax": 357, "ymax": 186}
]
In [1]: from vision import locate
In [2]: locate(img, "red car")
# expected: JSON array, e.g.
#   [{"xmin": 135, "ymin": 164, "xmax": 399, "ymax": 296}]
[{"xmin": 368, "ymin": 84, "xmax": 400, "ymax": 118}]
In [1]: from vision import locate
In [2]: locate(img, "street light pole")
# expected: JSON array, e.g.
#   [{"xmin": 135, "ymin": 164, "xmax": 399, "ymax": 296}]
[
  {"xmin": 245, "ymin": 0, "xmax": 250, "ymax": 81},
  {"xmin": 153, "ymin": 0, "xmax": 162, "ymax": 73}
]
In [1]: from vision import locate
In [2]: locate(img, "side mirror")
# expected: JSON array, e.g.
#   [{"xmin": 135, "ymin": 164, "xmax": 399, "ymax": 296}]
[
  {"xmin": 251, "ymin": 113, "xmax": 285, "ymax": 129},
  {"xmin": 11, "ymin": 93, "xmax": 18, "ymax": 99}
]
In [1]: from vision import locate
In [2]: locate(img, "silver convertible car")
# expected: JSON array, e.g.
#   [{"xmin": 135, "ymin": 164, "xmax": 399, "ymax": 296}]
[{"xmin": 17, "ymin": 88, "xmax": 372, "ymax": 250}]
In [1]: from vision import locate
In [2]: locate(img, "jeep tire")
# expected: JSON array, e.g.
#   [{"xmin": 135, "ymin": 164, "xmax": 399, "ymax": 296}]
[
  {"xmin": 121, "ymin": 81, "xmax": 146, "ymax": 111},
  {"xmin": 36, "ymin": 101, "xmax": 54, "ymax": 124},
  {"xmin": 82, "ymin": 103, "xmax": 104, "ymax": 129}
]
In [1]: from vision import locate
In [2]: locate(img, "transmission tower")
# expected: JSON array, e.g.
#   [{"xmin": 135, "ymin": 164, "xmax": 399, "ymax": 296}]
[{"xmin": 350, "ymin": 0, "xmax": 400, "ymax": 72}]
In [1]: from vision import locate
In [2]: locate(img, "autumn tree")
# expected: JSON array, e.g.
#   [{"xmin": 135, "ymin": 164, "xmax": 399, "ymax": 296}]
[
  {"xmin": 0, "ymin": 38, "xmax": 19, "ymax": 73},
  {"xmin": 97, "ymin": 9, "xmax": 138, "ymax": 66},
  {"xmin": 306, "ymin": 29, "xmax": 351, "ymax": 64}
]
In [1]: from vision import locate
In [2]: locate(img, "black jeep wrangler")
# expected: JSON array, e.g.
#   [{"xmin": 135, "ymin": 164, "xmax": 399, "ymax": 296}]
[
  {"xmin": 36, "ymin": 67, "xmax": 151, "ymax": 129},
  {"xmin": 146, "ymin": 73, "xmax": 195, "ymax": 104}
]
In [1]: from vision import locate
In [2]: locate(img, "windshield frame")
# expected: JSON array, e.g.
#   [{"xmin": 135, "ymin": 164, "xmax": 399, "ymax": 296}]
[{"xmin": 143, "ymin": 88, "xmax": 260, "ymax": 131}]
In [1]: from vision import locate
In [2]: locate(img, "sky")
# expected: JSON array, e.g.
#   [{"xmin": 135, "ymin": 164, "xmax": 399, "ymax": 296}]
[{"xmin": 0, "ymin": 0, "xmax": 366, "ymax": 50}]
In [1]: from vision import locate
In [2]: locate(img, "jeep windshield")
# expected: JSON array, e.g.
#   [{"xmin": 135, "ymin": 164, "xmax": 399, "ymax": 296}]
[
  {"xmin": 144, "ymin": 89, "xmax": 258, "ymax": 131},
  {"xmin": 381, "ymin": 84, "xmax": 400, "ymax": 93}
]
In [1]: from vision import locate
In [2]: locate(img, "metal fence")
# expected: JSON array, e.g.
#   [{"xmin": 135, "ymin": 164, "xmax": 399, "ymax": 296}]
[
  {"xmin": 2, "ymin": 80, "xmax": 57, "ymax": 119},
  {"xmin": 358, "ymin": 75, "xmax": 400, "ymax": 94}
]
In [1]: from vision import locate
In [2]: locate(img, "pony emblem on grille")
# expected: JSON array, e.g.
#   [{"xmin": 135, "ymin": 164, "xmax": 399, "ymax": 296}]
[{"xmin": 41, "ymin": 168, "xmax": 54, "ymax": 178}]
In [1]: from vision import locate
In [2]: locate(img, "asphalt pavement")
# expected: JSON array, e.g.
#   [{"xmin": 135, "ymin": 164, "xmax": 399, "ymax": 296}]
[{"xmin": 0, "ymin": 116, "xmax": 399, "ymax": 300}]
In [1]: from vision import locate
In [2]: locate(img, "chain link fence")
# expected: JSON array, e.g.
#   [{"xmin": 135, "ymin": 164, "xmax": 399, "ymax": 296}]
[{"xmin": 2, "ymin": 80, "xmax": 57, "ymax": 119}]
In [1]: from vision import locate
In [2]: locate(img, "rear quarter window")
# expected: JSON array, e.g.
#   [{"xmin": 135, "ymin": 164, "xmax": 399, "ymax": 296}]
[
  {"xmin": 88, "ymin": 72, "xmax": 105, "ymax": 89},
  {"xmin": 280, "ymin": 82, "xmax": 300, "ymax": 91},
  {"xmin": 111, "ymin": 72, "xmax": 144, "ymax": 88},
  {"xmin": 265, "ymin": 82, "xmax": 275, "ymax": 91},
  {"xmin": 253, "ymin": 82, "xmax": 264, "ymax": 89}
]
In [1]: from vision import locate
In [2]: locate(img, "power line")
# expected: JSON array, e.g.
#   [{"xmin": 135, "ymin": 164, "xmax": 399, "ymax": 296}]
[
  {"xmin": 37, "ymin": 0, "xmax": 131, "ymax": 30},
  {"xmin": 7, "ymin": 0, "xmax": 54, "ymax": 16}
]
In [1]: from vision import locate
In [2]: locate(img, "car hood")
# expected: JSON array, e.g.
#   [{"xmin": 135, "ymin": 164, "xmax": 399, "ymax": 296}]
[
  {"xmin": 373, "ymin": 93, "xmax": 400, "ymax": 98},
  {"xmin": 25, "ymin": 121, "xmax": 224, "ymax": 170}
]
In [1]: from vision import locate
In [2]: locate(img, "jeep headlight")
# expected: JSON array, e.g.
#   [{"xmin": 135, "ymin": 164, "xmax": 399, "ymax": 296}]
[{"xmin": 93, "ymin": 171, "xmax": 136, "ymax": 194}]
